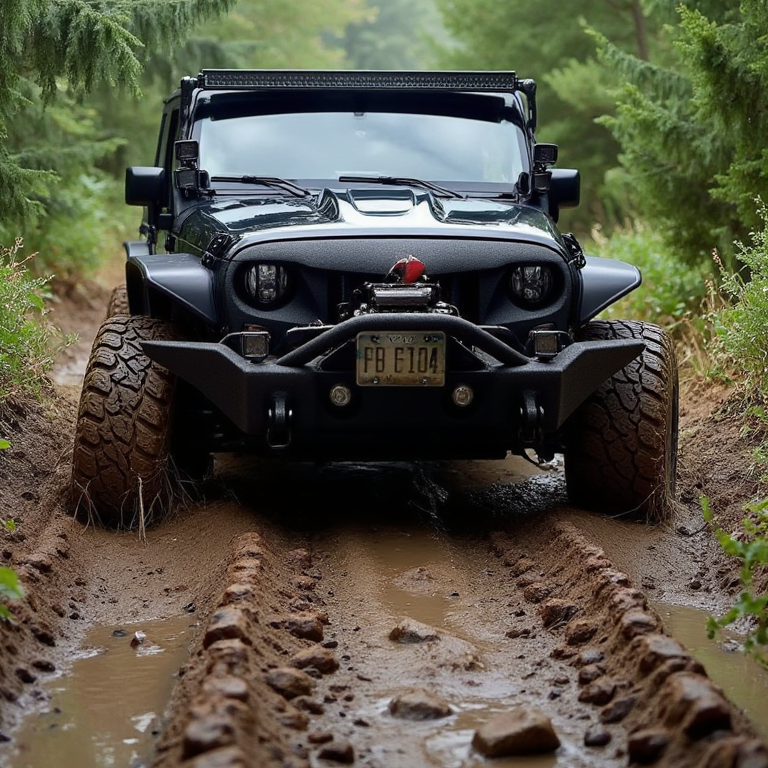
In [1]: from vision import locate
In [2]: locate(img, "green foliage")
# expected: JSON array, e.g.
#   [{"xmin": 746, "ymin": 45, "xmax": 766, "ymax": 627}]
[
  {"xmin": 0, "ymin": 0, "xmax": 237, "ymax": 235},
  {"xmin": 0, "ymin": 239, "xmax": 56, "ymax": 399},
  {"xmin": 703, "ymin": 496, "xmax": 768, "ymax": 668},
  {"xmin": 597, "ymin": 3, "xmax": 768, "ymax": 269},
  {"xmin": 0, "ymin": 566, "xmax": 24, "ymax": 624},
  {"xmin": 594, "ymin": 224, "xmax": 710, "ymax": 329},
  {"xmin": 434, "ymin": 0, "xmax": 667, "ymax": 235},
  {"xmin": 0, "ymin": 439, "xmax": 22, "ymax": 619},
  {"xmin": 342, "ymin": 0, "xmax": 442, "ymax": 70},
  {"xmin": 711, "ymin": 200, "xmax": 768, "ymax": 395}
]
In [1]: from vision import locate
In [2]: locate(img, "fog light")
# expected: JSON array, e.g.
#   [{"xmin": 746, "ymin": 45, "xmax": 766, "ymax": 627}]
[
  {"xmin": 530, "ymin": 330, "xmax": 564, "ymax": 359},
  {"xmin": 452, "ymin": 385, "xmax": 474, "ymax": 407},
  {"xmin": 242, "ymin": 331, "xmax": 270, "ymax": 360},
  {"xmin": 329, "ymin": 384, "xmax": 352, "ymax": 407}
]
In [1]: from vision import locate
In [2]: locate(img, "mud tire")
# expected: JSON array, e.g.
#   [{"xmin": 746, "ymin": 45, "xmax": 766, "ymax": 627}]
[
  {"xmin": 70, "ymin": 315, "xmax": 177, "ymax": 529},
  {"xmin": 106, "ymin": 284, "xmax": 129, "ymax": 317},
  {"xmin": 564, "ymin": 320, "xmax": 678, "ymax": 522}
]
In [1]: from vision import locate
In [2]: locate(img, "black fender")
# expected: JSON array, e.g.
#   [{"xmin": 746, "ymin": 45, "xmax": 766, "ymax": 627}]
[
  {"xmin": 126, "ymin": 252, "xmax": 217, "ymax": 325},
  {"xmin": 579, "ymin": 255, "xmax": 641, "ymax": 324}
]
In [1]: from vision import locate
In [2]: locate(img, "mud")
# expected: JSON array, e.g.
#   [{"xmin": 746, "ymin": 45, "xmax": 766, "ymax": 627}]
[{"xmin": 0, "ymin": 281, "xmax": 766, "ymax": 767}]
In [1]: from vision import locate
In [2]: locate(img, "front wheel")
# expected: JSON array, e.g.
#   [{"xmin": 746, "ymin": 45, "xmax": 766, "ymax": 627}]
[
  {"xmin": 563, "ymin": 320, "xmax": 678, "ymax": 522},
  {"xmin": 70, "ymin": 315, "xmax": 178, "ymax": 529}
]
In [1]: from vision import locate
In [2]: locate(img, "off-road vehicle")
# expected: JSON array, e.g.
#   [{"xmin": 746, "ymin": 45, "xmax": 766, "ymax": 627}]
[{"xmin": 70, "ymin": 69, "xmax": 678, "ymax": 528}]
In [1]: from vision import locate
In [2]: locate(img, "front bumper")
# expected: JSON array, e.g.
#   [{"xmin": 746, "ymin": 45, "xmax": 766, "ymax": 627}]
[{"xmin": 143, "ymin": 313, "xmax": 643, "ymax": 459}]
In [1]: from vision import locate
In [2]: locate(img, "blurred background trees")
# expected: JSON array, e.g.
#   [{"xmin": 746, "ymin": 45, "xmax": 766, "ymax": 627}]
[{"xmin": 1, "ymin": 0, "xmax": 767, "ymax": 291}]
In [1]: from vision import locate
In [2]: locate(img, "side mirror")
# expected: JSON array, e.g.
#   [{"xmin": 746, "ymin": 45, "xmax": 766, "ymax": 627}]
[
  {"xmin": 550, "ymin": 169, "xmax": 580, "ymax": 210},
  {"xmin": 125, "ymin": 166, "xmax": 165, "ymax": 206}
]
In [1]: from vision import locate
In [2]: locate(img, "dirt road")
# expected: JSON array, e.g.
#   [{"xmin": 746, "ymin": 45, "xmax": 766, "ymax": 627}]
[{"xmin": 0, "ymin": 282, "xmax": 766, "ymax": 768}]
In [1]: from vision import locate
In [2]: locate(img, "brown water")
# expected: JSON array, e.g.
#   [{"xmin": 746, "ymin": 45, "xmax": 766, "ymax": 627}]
[
  {"xmin": 653, "ymin": 601, "xmax": 768, "ymax": 740},
  {"xmin": 7, "ymin": 615, "xmax": 197, "ymax": 768}
]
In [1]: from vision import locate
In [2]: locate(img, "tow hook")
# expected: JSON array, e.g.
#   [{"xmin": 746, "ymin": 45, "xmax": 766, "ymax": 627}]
[
  {"xmin": 518, "ymin": 390, "xmax": 544, "ymax": 445},
  {"xmin": 267, "ymin": 391, "xmax": 292, "ymax": 449}
]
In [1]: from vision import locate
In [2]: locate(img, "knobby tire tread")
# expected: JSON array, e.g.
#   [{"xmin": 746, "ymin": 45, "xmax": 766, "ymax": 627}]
[
  {"xmin": 70, "ymin": 315, "xmax": 176, "ymax": 529},
  {"xmin": 564, "ymin": 320, "xmax": 678, "ymax": 522}
]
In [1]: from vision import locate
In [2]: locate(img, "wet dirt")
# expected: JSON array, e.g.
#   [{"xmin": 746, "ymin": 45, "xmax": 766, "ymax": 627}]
[
  {"xmin": 0, "ymin": 281, "xmax": 767, "ymax": 767},
  {"xmin": 8, "ymin": 614, "xmax": 198, "ymax": 768}
]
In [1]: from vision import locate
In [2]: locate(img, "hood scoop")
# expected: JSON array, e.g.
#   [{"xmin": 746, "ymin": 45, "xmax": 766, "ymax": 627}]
[{"xmin": 345, "ymin": 188, "xmax": 418, "ymax": 215}]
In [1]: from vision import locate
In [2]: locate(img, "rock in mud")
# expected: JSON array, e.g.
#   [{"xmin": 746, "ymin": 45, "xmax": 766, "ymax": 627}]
[
  {"xmin": 265, "ymin": 667, "xmax": 315, "ymax": 699},
  {"xmin": 317, "ymin": 739, "xmax": 355, "ymax": 764},
  {"xmin": 600, "ymin": 694, "xmax": 637, "ymax": 723},
  {"xmin": 627, "ymin": 728, "xmax": 670, "ymax": 764},
  {"xmin": 578, "ymin": 678, "xmax": 617, "ymax": 706},
  {"xmin": 389, "ymin": 618, "xmax": 440, "ymax": 644},
  {"xmin": 635, "ymin": 634, "xmax": 691, "ymax": 674},
  {"xmin": 578, "ymin": 664, "xmax": 605, "ymax": 685},
  {"xmin": 290, "ymin": 646, "xmax": 339, "ymax": 675},
  {"xmin": 293, "ymin": 695, "xmax": 324, "ymax": 714},
  {"xmin": 509, "ymin": 557, "xmax": 536, "ymax": 576},
  {"xmin": 565, "ymin": 619, "xmax": 598, "ymax": 645},
  {"xmin": 659, "ymin": 673, "xmax": 732, "ymax": 737},
  {"xmin": 182, "ymin": 716, "xmax": 237, "ymax": 759},
  {"xmin": 472, "ymin": 707, "xmax": 560, "ymax": 757},
  {"xmin": 620, "ymin": 609, "xmax": 659, "ymax": 639},
  {"xmin": 204, "ymin": 608, "xmax": 252, "ymax": 648},
  {"xmin": 202, "ymin": 675, "xmax": 249, "ymax": 702},
  {"xmin": 388, "ymin": 688, "xmax": 452, "ymax": 720},
  {"xmin": 539, "ymin": 599, "xmax": 578, "ymax": 628},
  {"xmin": 584, "ymin": 726, "xmax": 611, "ymax": 747},
  {"xmin": 523, "ymin": 582, "xmax": 552, "ymax": 603},
  {"xmin": 283, "ymin": 614, "xmax": 324, "ymax": 642},
  {"xmin": 308, "ymin": 731, "xmax": 334, "ymax": 744}
]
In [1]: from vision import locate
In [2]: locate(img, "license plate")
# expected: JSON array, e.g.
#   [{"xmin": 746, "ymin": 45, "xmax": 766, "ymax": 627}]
[{"xmin": 356, "ymin": 332, "xmax": 446, "ymax": 386}]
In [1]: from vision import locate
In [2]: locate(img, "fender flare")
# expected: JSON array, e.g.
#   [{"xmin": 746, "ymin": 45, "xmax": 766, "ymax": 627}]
[
  {"xmin": 126, "ymin": 253, "xmax": 217, "ymax": 325},
  {"xmin": 579, "ymin": 255, "xmax": 641, "ymax": 324}
]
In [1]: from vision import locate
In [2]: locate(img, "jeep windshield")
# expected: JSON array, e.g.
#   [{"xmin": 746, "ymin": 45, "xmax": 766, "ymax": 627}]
[{"xmin": 193, "ymin": 90, "xmax": 529, "ymax": 194}]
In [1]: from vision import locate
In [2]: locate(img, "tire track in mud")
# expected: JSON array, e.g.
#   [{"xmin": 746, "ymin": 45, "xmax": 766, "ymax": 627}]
[{"xmin": 149, "ymin": 484, "xmax": 768, "ymax": 768}]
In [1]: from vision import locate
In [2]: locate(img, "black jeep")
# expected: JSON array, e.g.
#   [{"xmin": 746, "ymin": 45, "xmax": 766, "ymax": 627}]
[{"xmin": 70, "ymin": 70, "xmax": 678, "ymax": 528}]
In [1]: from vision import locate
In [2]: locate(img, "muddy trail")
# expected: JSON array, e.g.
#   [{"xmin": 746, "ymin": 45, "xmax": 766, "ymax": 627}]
[{"xmin": 0, "ymin": 282, "xmax": 767, "ymax": 768}]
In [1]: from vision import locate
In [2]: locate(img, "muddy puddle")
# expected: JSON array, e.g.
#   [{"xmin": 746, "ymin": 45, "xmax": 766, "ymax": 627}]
[
  {"xmin": 7, "ymin": 615, "xmax": 197, "ymax": 768},
  {"xmin": 653, "ymin": 602, "xmax": 768, "ymax": 740}
]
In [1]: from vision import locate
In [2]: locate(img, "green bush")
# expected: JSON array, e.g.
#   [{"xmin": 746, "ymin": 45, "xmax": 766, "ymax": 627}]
[
  {"xmin": 593, "ymin": 224, "xmax": 710, "ymax": 329},
  {"xmin": 703, "ymin": 199, "xmax": 768, "ymax": 663},
  {"xmin": 0, "ymin": 239, "xmax": 56, "ymax": 399},
  {"xmin": 711, "ymin": 200, "xmax": 768, "ymax": 394}
]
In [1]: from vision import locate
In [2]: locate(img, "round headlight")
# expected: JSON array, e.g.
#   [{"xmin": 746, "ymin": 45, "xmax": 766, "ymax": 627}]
[
  {"xmin": 243, "ymin": 264, "xmax": 291, "ymax": 308},
  {"xmin": 509, "ymin": 265, "xmax": 553, "ymax": 306}
]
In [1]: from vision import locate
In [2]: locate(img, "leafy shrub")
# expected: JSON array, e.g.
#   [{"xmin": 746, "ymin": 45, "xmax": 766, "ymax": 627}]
[
  {"xmin": 593, "ymin": 223, "xmax": 710, "ymax": 329},
  {"xmin": 704, "ymin": 497, "xmax": 768, "ymax": 668},
  {"xmin": 0, "ymin": 239, "xmax": 56, "ymax": 399},
  {"xmin": 711, "ymin": 200, "xmax": 768, "ymax": 394},
  {"xmin": 0, "ymin": 440, "xmax": 23, "ymax": 623},
  {"xmin": 703, "ymin": 200, "xmax": 768, "ymax": 663}
]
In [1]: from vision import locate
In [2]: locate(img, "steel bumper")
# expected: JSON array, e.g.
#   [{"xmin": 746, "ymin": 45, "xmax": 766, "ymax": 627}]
[{"xmin": 142, "ymin": 313, "xmax": 643, "ymax": 454}]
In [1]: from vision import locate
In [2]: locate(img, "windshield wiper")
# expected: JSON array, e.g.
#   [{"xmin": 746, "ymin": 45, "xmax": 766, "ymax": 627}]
[
  {"xmin": 338, "ymin": 175, "xmax": 466, "ymax": 199},
  {"xmin": 209, "ymin": 175, "xmax": 311, "ymax": 198}
]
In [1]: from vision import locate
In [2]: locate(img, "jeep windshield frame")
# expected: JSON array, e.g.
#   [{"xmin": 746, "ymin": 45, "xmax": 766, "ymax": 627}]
[{"xmin": 189, "ymin": 89, "xmax": 530, "ymax": 198}]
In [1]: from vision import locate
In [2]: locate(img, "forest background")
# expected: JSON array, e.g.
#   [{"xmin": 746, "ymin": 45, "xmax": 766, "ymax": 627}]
[{"xmin": 0, "ymin": 0, "xmax": 767, "ymax": 648}]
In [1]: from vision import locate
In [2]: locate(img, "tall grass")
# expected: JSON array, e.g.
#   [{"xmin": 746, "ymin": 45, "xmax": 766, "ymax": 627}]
[{"xmin": 0, "ymin": 239, "xmax": 56, "ymax": 400}]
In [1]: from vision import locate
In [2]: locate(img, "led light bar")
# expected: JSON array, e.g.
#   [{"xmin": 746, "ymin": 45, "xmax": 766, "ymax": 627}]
[{"xmin": 199, "ymin": 69, "xmax": 519, "ymax": 93}]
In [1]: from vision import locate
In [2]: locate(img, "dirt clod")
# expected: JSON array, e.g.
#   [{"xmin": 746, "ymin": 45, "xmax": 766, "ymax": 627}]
[
  {"xmin": 472, "ymin": 707, "xmax": 561, "ymax": 757},
  {"xmin": 627, "ymin": 728, "xmax": 670, "ymax": 764},
  {"xmin": 265, "ymin": 668, "xmax": 315, "ymax": 700},
  {"xmin": 388, "ymin": 688, "xmax": 453, "ymax": 720}
]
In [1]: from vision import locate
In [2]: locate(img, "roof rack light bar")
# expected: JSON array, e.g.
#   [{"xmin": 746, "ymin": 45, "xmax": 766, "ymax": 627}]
[{"xmin": 199, "ymin": 69, "xmax": 519, "ymax": 93}]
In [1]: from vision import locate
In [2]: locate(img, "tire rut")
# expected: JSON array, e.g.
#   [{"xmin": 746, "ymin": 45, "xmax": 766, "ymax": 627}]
[{"xmin": 150, "ymin": 504, "xmax": 767, "ymax": 768}]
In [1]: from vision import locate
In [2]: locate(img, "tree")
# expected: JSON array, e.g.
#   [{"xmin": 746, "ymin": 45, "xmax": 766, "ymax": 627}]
[
  {"xmin": 599, "ymin": 2, "xmax": 768, "ymax": 267},
  {"xmin": 342, "ymin": 0, "xmax": 443, "ymax": 70},
  {"xmin": 434, "ymin": 0, "xmax": 667, "ymax": 233},
  {"xmin": 0, "ymin": 1, "xmax": 236, "ymax": 230}
]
